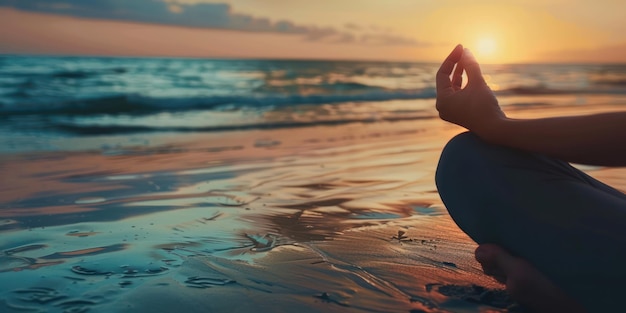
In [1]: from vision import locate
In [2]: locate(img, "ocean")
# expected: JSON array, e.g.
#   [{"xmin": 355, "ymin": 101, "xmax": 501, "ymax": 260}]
[
  {"xmin": 2, "ymin": 56, "xmax": 626, "ymax": 153},
  {"xmin": 2, "ymin": 56, "xmax": 626, "ymax": 313}
]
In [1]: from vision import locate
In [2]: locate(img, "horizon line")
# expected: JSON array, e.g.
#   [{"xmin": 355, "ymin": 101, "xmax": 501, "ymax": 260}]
[{"xmin": 2, "ymin": 52, "xmax": 626, "ymax": 66}]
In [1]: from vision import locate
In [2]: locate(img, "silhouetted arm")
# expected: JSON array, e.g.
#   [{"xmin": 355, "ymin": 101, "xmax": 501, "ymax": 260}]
[
  {"xmin": 436, "ymin": 45, "xmax": 626, "ymax": 166},
  {"xmin": 485, "ymin": 113, "xmax": 626, "ymax": 166}
]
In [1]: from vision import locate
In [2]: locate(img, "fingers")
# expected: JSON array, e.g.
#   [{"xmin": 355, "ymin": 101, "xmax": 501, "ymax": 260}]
[
  {"xmin": 461, "ymin": 48, "xmax": 486, "ymax": 87},
  {"xmin": 451, "ymin": 63, "xmax": 464, "ymax": 89},
  {"xmin": 436, "ymin": 44, "xmax": 463, "ymax": 94}
]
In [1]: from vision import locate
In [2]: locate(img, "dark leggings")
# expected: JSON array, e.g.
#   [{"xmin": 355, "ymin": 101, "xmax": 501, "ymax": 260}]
[{"xmin": 435, "ymin": 132, "xmax": 626, "ymax": 312}]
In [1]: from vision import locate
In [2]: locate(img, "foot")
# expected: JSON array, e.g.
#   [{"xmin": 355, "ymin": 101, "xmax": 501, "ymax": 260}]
[{"xmin": 475, "ymin": 244, "xmax": 586, "ymax": 313}]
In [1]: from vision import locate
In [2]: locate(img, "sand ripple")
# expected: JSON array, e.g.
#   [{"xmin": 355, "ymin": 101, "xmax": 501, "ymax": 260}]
[{"xmin": 3, "ymin": 110, "xmax": 622, "ymax": 312}]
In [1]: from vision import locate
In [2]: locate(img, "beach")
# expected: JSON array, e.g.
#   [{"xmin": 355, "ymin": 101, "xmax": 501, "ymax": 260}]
[{"xmin": 2, "ymin": 57, "xmax": 626, "ymax": 312}]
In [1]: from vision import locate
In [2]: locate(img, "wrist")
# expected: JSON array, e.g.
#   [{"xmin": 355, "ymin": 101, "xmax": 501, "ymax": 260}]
[{"xmin": 475, "ymin": 116, "xmax": 510, "ymax": 144}]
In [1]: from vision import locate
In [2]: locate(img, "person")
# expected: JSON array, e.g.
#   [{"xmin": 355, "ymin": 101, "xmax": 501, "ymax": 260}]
[{"xmin": 434, "ymin": 44, "xmax": 626, "ymax": 313}]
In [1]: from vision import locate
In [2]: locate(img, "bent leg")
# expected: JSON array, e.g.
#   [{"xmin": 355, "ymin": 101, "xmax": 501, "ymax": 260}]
[{"xmin": 435, "ymin": 132, "xmax": 626, "ymax": 312}]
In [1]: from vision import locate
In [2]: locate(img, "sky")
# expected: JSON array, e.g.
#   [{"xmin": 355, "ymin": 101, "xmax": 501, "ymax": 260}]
[{"xmin": 0, "ymin": 0, "xmax": 625, "ymax": 63}]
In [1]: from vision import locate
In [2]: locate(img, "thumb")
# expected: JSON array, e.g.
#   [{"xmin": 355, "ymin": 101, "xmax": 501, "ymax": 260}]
[{"xmin": 461, "ymin": 48, "xmax": 486, "ymax": 87}]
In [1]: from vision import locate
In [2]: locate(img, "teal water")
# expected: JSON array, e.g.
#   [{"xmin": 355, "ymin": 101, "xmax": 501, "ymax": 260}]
[{"xmin": 1, "ymin": 56, "xmax": 626, "ymax": 153}]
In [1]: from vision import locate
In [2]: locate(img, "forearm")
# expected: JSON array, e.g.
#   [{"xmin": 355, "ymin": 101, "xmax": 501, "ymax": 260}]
[{"xmin": 479, "ymin": 112, "xmax": 626, "ymax": 166}]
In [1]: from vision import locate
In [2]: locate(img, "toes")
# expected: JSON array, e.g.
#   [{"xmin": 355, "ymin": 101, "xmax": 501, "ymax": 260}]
[
  {"xmin": 480, "ymin": 263, "xmax": 507, "ymax": 284},
  {"xmin": 475, "ymin": 244, "xmax": 505, "ymax": 273},
  {"xmin": 475, "ymin": 244, "xmax": 518, "ymax": 284},
  {"xmin": 476, "ymin": 244, "xmax": 541, "ymax": 293},
  {"xmin": 474, "ymin": 243, "xmax": 501, "ymax": 264},
  {"xmin": 476, "ymin": 244, "xmax": 519, "ymax": 273},
  {"xmin": 475, "ymin": 244, "xmax": 585, "ymax": 312},
  {"xmin": 475, "ymin": 246, "xmax": 502, "ymax": 283}
]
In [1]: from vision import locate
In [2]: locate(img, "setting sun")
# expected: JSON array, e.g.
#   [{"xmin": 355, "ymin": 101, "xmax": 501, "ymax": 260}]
[{"xmin": 476, "ymin": 37, "xmax": 497, "ymax": 58}]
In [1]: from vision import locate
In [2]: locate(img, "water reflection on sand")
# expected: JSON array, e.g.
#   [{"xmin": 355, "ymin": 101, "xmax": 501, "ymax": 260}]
[{"xmin": 2, "ymin": 101, "xmax": 625, "ymax": 313}]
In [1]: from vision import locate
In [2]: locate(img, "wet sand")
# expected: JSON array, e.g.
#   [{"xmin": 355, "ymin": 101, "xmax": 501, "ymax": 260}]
[{"xmin": 1, "ymin": 97, "xmax": 625, "ymax": 313}]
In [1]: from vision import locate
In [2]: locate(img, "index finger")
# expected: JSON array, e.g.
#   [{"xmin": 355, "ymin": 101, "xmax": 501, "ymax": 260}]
[
  {"xmin": 436, "ymin": 44, "xmax": 464, "ymax": 93},
  {"xmin": 460, "ymin": 48, "xmax": 486, "ymax": 87}
]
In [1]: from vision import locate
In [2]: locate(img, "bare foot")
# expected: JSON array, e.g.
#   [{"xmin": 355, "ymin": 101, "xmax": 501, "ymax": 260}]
[{"xmin": 475, "ymin": 244, "xmax": 586, "ymax": 313}]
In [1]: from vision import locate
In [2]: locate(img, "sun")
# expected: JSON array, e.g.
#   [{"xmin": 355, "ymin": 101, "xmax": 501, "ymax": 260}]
[{"xmin": 475, "ymin": 37, "xmax": 497, "ymax": 59}]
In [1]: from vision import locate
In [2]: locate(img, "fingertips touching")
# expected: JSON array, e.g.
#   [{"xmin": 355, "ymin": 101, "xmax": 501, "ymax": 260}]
[
  {"xmin": 461, "ymin": 48, "xmax": 485, "ymax": 86},
  {"xmin": 439, "ymin": 44, "xmax": 464, "ymax": 75},
  {"xmin": 449, "ymin": 44, "xmax": 464, "ymax": 62},
  {"xmin": 462, "ymin": 48, "xmax": 478, "ymax": 64},
  {"xmin": 436, "ymin": 44, "xmax": 464, "ymax": 92}
]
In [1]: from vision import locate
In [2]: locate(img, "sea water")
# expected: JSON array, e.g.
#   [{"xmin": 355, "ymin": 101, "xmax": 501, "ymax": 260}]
[{"xmin": 2, "ymin": 56, "xmax": 626, "ymax": 153}]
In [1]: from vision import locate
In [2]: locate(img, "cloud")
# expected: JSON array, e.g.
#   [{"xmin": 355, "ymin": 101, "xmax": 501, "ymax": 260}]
[
  {"xmin": 0, "ymin": 0, "xmax": 426, "ymax": 46},
  {"xmin": 359, "ymin": 34, "xmax": 420, "ymax": 46},
  {"xmin": 344, "ymin": 23, "xmax": 361, "ymax": 31}
]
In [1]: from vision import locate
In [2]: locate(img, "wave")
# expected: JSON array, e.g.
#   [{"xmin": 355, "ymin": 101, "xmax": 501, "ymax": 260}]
[
  {"xmin": 497, "ymin": 86, "xmax": 569, "ymax": 95},
  {"xmin": 50, "ymin": 115, "xmax": 436, "ymax": 135},
  {"xmin": 51, "ymin": 70, "xmax": 94, "ymax": 79},
  {"xmin": 0, "ymin": 89, "xmax": 437, "ymax": 115},
  {"xmin": 496, "ymin": 85, "xmax": 626, "ymax": 96},
  {"xmin": 593, "ymin": 79, "xmax": 626, "ymax": 87},
  {"xmin": 255, "ymin": 82, "xmax": 382, "ymax": 93},
  {"xmin": 2, "ymin": 84, "xmax": 625, "ymax": 116},
  {"xmin": 50, "ymin": 68, "xmax": 128, "ymax": 79}
]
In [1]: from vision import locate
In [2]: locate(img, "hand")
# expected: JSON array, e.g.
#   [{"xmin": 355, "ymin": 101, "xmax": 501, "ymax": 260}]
[{"xmin": 436, "ymin": 45, "xmax": 505, "ymax": 137}]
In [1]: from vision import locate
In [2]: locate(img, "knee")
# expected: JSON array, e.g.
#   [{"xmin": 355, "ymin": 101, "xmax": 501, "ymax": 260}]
[
  {"xmin": 435, "ymin": 132, "xmax": 484, "ymax": 191},
  {"xmin": 435, "ymin": 132, "xmax": 494, "ymax": 243}
]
